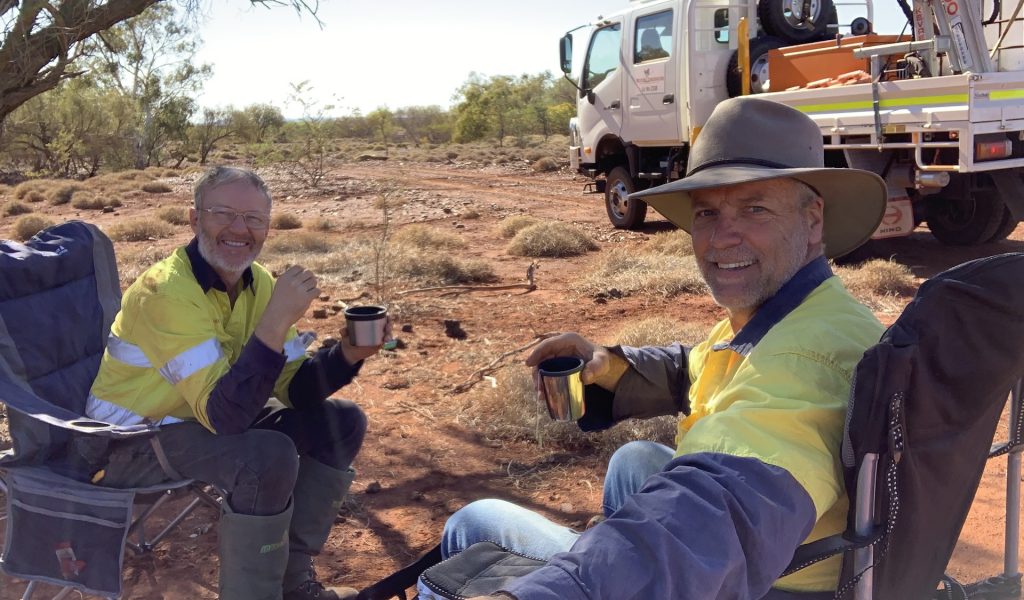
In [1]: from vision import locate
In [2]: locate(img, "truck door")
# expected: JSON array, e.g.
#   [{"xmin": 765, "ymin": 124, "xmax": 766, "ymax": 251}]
[
  {"xmin": 578, "ymin": 22, "xmax": 624, "ymax": 157},
  {"xmin": 624, "ymin": 8, "xmax": 681, "ymax": 145}
]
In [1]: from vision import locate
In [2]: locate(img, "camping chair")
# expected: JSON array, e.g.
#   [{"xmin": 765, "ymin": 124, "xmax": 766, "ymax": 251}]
[
  {"xmin": 784, "ymin": 252, "xmax": 1024, "ymax": 599},
  {"xmin": 0, "ymin": 221, "xmax": 220, "ymax": 599}
]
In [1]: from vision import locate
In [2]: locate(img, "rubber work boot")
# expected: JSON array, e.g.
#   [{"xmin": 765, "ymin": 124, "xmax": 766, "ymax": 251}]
[
  {"xmin": 218, "ymin": 500, "xmax": 293, "ymax": 600},
  {"xmin": 283, "ymin": 456, "xmax": 357, "ymax": 600}
]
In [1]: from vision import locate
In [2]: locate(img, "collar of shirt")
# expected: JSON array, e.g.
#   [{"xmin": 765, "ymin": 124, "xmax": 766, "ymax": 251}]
[
  {"xmin": 185, "ymin": 237, "xmax": 255, "ymax": 295},
  {"xmin": 711, "ymin": 256, "xmax": 833, "ymax": 356}
]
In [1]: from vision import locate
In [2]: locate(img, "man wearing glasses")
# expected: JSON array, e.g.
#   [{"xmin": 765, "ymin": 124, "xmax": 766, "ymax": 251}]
[{"xmin": 84, "ymin": 167, "xmax": 379, "ymax": 600}]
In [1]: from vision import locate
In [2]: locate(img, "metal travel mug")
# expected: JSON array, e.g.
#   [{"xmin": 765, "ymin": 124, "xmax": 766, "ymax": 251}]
[
  {"xmin": 344, "ymin": 305, "xmax": 387, "ymax": 347},
  {"xmin": 538, "ymin": 356, "xmax": 586, "ymax": 421}
]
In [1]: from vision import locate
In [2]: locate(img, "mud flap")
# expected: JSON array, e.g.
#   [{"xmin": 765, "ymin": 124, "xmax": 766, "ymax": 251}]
[{"xmin": 989, "ymin": 170, "xmax": 1024, "ymax": 221}]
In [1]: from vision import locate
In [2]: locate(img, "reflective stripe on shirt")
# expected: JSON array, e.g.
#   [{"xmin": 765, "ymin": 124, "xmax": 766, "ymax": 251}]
[
  {"xmin": 158, "ymin": 338, "xmax": 223, "ymax": 385},
  {"xmin": 85, "ymin": 393, "xmax": 183, "ymax": 426},
  {"xmin": 106, "ymin": 334, "xmax": 152, "ymax": 368}
]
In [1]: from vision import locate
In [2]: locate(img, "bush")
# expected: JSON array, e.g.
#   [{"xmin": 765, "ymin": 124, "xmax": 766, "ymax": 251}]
[
  {"xmin": 2, "ymin": 200, "xmax": 33, "ymax": 217},
  {"xmin": 271, "ymin": 213, "xmax": 303, "ymax": 230},
  {"xmin": 157, "ymin": 206, "xmax": 189, "ymax": 225},
  {"xmin": 48, "ymin": 183, "xmax": 86, "ymax": 206},
  {"xmin": 265, "ymin": 231, "xmax": 334, "ymax": 254},
  {"xmin": 507, "ymin": 222, "xmax": 597, "ymax": 258},
  {"xmin": 107, "ymin": 220, "xmax": 175, "ymax": 242},
  {"xmin": 391, "ymin": 224, "xmax": 465, "ymax": 250},
  {"xmin": 11, "ymin": 215, "xmax": 55, "ymax": 241},
  {"xmin": 462, "ymin": 210, "xmax": 481, "ymax": 220},
  {"xmin": 573, "ymin": 247, "xmax": 706, "ymax": 298},
  {"xmin": 498, "ymin": 215, "xmax": 541, "ymax": 238},
  {"xmin": 13, "ymin": 181, "xmax": 48, "ymax": 202},
  {"xmin": 307, "ymin": 217, "xmax": 334, "ymax": 231},
  {"xmin": 391, "ymin": 250, "xmax": 496, "ymax": 284},
  {"xmin": 141, "ymin": 182, "xmax": 173, "ymax": 194},
  {"xmin": 614, "ymin": 317, "xmax": 709, "ymax": 347},
  {"xmin": 647, "ymin": 230, "xmax": 694, "ymax": 256},
  {"xmin": 835, "ymin": 259, "xmax": 918, "ymax": 314},
  {"xmin": 531, "ymin": 157, "xmax": 559, "ymax": 173}
]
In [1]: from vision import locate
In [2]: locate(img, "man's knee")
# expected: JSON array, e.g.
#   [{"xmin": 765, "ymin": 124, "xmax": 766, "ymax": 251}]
[
  {"xmin": 316, "ymin": 398, "xmax": 367, "ymax": 464},
  {"xmin": 229, "ymin": 430, "xmax": 299, "ymax": 515},
  {"xmin": 608, "ymin": 440, "xmax": 671, "ymax": 476}
]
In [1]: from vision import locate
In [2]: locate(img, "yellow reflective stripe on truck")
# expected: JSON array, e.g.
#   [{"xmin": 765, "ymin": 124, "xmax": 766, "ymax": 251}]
[
  {"xmin": 991, "ymin": 89, "xmax": 1024, "ymax": 101},
  {"xmin": 791, "ymin": 89, "xmax": 1024, "ymax": 114},
  {"xmin": 791, "ymin": 93, "xmax": 969, "ymax": 114}
]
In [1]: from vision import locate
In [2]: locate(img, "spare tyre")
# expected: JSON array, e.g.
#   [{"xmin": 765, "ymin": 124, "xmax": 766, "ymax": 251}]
[
  {"xmin": 758, "ymin": 0, "xmax": 837, "ymax": 43},
  {"xmin": 727, "ymin": 35, "xmax": 786, "ymax": 97}
]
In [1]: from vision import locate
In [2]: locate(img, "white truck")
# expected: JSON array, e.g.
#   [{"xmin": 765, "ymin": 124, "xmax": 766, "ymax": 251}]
[{"xmin": 559, "ymin": 0, "xmax": 1024, "ymax": 248}]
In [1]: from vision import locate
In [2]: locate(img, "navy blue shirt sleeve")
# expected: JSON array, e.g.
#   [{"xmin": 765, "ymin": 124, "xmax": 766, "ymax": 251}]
[
  {"xmin": 502, "ymin": 453, "xmax": 817, "ymax": 600},
  {"xmin": 206, "ymin": 336, "xmax": 285, "ymax": 435},
  {"xmin": 287, "ymin": 343, "xmax": 363, "ymax": 410}
]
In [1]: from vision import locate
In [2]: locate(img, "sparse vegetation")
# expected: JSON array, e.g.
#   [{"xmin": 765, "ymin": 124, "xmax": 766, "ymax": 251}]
[
  {"xmin": 835, "ymin": 259, "xmax": 919, "ymax": 312},
  {"xmin": 573, "ymin": 247, "xmax": 706, "ymax": 298},
  {"xmin": 391, "ymin": 250, "xmax": 496, "ymax": 284},
  {"xmin": 11, "ymin": 215, "xmax": 55, "ymax": 241},
  {"xmin": 531, "ymin": 157, "xmax": 559, "ymax": 172},
  {"xmin": 2, "ymin": 200, "xmax": 33, "ymax": 217},
  {"xmin": 498, "ymin": 214, "xmax": 541, "ymax": 238},
  {"xmin": 47, "ymin": 182, "xmax": 86, "ymax": 205},
  {"xmin": 107, "ymin": 220, "xmax": 175, "ymax": 242},
  {"xmin": 391, "ymin": 224, "xmax": 465, "ymax": 250},
  {"xmin": 157, "ymin": 206, "xmax": 189, "ymax": 225},
  {"xmin": 307, "ymin": 216, "xmax": 334, "ymax": 231},
  {"xmin": 141, "ymin": 182, "xmax": 173, "ymax": 194},
  {"xmin": 507, "ymin": 221, "xmax": 597, "ymax": 257},
  {"xmin": 647, "ymin": 230, "xmax": 695, "ymax": 256},
  {"xmin": 271, "ymin": 213, "xmax": 303, "ymax": 230},
  {"xmin": 265, "ymin": 231, "xmax": 334, "ymax": 254},
  {"xmin": 71, "ymin": 194, "xmax": 121, "ymax": 210},
  {"xmin": 13, "ymin": 181, "xmax": 48, "ymax": 202}
]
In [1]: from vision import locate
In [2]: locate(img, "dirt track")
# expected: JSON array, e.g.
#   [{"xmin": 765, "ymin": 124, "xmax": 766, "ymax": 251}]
[{"xmin": 2, "ymin": 159, "xmax": 1022, "ymax": 598}]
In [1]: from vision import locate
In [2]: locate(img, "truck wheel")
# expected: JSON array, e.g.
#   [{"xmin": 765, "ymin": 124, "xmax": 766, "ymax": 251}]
[
  {"xmin": 926, "ymin": 176, "xmax": 1005, "ymax": 245},
  {"xmin": 758, "ymin": 0, "xmax": 837, "ymax": 43},
  {"xmin": 727, "ymin": 36, "xmax": 786, "ymax": 97},
  {"xmin": 605, "ymin": 167, "xmax": 647, "ymax": 229},
  {"xmin": 987, "ymin": 206, "xmax": 1019, "ymax": 242}
]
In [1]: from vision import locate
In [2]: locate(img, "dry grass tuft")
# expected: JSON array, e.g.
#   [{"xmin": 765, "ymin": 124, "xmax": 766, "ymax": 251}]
[
  {"xmin": 835, "ymin": 259, "xmax": 918, "ymax": 312},
  {"xmin": 307, "ymin": 217, "xmax": 334, "ymax": 232},
  {"xmin": 13, "ymin": 181, "xmax": 50, "ymax": 202},
  {"xmin": 266, "ymin": 231, "xmax": 335, "ymax": 254},
  {"xmin": 391, "ymin": 250, "xmax": 496, "ymax": 284},
  {"xmin": 463, "ymin": 318, "xmax": 711, "ymax": 457},
  {"xmin": 507, "ymin": 222, "xmax": 597, "ymax": 258},
  {"xmin": 157, "ymin": 206, "xmax": 189, "ymax": 225},
  {"xmin": 462, "ymin": 210, "xmax": 481, "ymax": 220},
  {"xmin": 647, "ymin": 229, "xmax": 694, "ymax": 256},
  {"xmin": 48, "ymin": 182, "xmax": 86, "ymax": 206},
  {"xmin": 391, "ymin": 224, "xmax": 465, "ymax": 250},
  {"xmin": 574, "ymin": 247, "xmax": 706, "ymax": 298},
  {"xmin": 11, "ymin": 215, "xmax": 55, "ymax": 241},
  {"xmin": 271, "ymin": 213, "xmax": 303, "ymax": 230},
  {"xmin": 2, "ymin": 200, "xmax": 33, "ymax": 217},
  {"xmin": 71, "ymin": 193, "xmax": 121, "ymax": 210},
  {"xmin": 107, "ymin": 220, "xmax": 175, "ymax": 242},
  {"xmin": 141, "ymin": 182, "xmax": 173, "ymax": 194},
  {"xmin": 498, "ymin": 215, "xmax": 540, "ymax": 238},
  {"xmin": 531, "ymin": 157, "xmax": 559, "ymax": 172}
]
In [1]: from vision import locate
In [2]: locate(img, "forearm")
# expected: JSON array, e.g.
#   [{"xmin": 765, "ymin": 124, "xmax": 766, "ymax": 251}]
[
  {"xmin": 287, "ymin": 343, "xmax": 363, "ymax": 409},
  {"xmin": 502, "ymin": 453, "xmax": 817, "ymax": 600},
  {"xmin": 205, "ymin": 336, "xmax": 286, "ymax": 434},
  {"xmin": 611, "ymin": 343, "xmax": 690, "ymax": 419}
]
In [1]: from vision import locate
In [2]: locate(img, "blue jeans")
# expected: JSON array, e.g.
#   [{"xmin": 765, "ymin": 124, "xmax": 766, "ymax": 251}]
[{"xmin": 441, "ymin": 440, "xmax": 674, "ymax": 559}]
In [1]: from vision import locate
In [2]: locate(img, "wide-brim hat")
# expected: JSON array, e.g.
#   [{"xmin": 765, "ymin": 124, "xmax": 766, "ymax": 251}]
[{"xmin": 630, "ymin": 97, "xmax": 887, "ymax": 258}]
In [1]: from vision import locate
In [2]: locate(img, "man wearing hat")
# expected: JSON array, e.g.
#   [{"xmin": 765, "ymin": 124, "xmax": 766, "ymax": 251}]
[{"xmin": 448, "ymin": 96, "xmax": 888, "ymax": 599}]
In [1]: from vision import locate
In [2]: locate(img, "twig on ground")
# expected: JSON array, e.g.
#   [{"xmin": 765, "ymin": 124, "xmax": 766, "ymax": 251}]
[
  {"xmin": 448, "ymin": 331, "xmax": 560, "ymax": 395},
  {"xmin": 396, "ymin": 262, "xmax": 539, "ymax": 297},
  {"xmin": 396, "ymin": 401, "xmax": 437, "ymax": 422}
]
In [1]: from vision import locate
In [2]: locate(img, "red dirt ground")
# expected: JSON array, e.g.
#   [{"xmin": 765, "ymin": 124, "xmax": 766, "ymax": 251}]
[{"xmin": 1, "ymin": 160, "xmax": 1022, "ymax": 598}]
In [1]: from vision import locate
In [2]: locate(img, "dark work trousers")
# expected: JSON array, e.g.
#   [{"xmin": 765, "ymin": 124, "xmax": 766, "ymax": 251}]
[{"xmin": 84, "ymin": 398, "xmax": 367, "ymax": 515}]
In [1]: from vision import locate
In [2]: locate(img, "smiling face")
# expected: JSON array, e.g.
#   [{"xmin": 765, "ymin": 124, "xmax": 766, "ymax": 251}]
[
  {"xmin": 189, "ymin": 180, "xmax": 271, "ymax": 287},
  {"xmin": 690, "ymin": 177, "xmax": 824, "ymax": 330}
]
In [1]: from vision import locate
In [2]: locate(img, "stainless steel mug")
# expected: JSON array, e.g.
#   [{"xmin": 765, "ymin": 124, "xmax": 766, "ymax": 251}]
[
  {"xmin": 344, "ymin": 305, "xmax": 387, "ymax": 347},
  {"xmin": 538, "ymin": 356, "xmax": 586, "ymax": 421}
]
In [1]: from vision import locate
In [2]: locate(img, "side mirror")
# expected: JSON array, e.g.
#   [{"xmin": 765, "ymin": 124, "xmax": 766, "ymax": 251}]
[
  {"xmin": 586, "ymin": 90, "xmax": 596, "ymax": 105},
  {"xmin": 559, "ymin": 34, "xmax": 573, "ymax": 74}
]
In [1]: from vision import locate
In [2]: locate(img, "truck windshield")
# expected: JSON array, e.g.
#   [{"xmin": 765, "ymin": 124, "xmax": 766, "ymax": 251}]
[{"xmin": 584, "ymin": 23, "xmax": 622, "ymax": 90}]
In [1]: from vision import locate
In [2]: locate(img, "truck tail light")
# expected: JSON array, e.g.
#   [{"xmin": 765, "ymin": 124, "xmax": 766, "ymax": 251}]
[{"xmin": 976, "ymin": 139, "xmax": 1012, "ymax": 161}]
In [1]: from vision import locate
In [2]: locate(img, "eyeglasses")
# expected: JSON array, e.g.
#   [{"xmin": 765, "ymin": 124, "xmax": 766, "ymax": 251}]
[{"xmin": 199, "ymin": 207, "xmax": 270, "ymax": 230}]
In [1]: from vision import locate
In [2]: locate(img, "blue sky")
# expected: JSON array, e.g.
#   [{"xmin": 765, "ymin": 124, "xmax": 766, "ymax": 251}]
[{"xmin": 192, "ymin": 0, "xmax": 909, "ymax": 117}]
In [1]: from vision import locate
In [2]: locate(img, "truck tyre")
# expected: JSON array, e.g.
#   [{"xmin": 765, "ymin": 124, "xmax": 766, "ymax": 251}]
[
  {"xmin": 727, "ymin": 36, "xmax": 786, "ymax": 96},
  {"xmin": 758, "ymin": 0, "xmax": 838, "ymax": 43},
  {"xmin": 987, "ymin": 206, "xmax": 1019, "ymax": 242},
  {"xmin": 926, "ymin": 175, "xmax": 1005, "ymax": 245},
  {"xmin": 605, "ymin": 166, "xmax": 647, "ymax": 229}
]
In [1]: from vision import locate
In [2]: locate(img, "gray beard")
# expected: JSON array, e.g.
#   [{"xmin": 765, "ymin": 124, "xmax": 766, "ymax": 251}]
[{"xmin": 197, "ymin": 233, "xmax": 254, "ymax": 281}]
